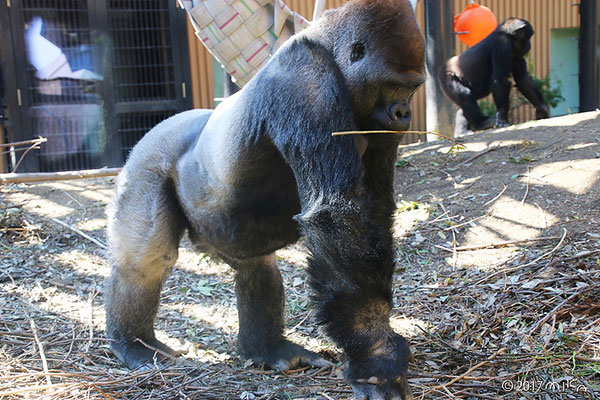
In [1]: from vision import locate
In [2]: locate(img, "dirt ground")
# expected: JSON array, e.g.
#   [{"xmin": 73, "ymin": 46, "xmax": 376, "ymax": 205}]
[{"xmin": 1, "ymin": 111, "xmax": 599, "ymax": 399}]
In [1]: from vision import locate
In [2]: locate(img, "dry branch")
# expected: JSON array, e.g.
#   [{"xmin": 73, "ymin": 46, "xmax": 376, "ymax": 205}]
[
  {"xmin": 0, "ymin": 138, "xmax": 48, "ymax": 148},
  {"xmin": 529, "ymin": 283, "xmax": 599, "ymax": 335},
  {"xmin": 457, "ymin": 145, "xmax": 499, "ymax": 167},
  {"xmin": 435, "ymin": 235, "xmax": 561, "ymax": 252},
  {"xmin": 29, "ymin": 318, "xmax": 52, "ymax": 387},
  {"xmin": 0, "ymin": 167, "xmax": 121, "ymax": 184},
  {"xmin": 50, "ymin": 218, "xmax": 108, "ymax": 250}
]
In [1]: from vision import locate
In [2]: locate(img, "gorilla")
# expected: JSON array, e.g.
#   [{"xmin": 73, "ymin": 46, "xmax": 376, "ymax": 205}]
[
  {"xmin": 104, "ymin": 1, "xmax": 425, "ymax": 398},
  {"xmin": 439, "ymin": 17, "xmax": 549, "ymax": 136}
]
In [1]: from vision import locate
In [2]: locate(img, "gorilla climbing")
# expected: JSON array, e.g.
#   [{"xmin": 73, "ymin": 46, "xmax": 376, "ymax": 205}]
[
  {"xmin": 439, "ymin": 17, "xmax": 549, "ymax": 136},
  {"xmin": 104, "ymin": 0, "xmax": 425, "ymax": 398}
]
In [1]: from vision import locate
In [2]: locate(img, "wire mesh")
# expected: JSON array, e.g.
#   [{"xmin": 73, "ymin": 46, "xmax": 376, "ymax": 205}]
[
  {"xmin": 20, "ymin": 0, "xmax": 101, "ymax": 172},
  {"xmin": 108, "ymin": 0, "xmax": 176, "ymax": 102},
  {"xmin": 21, "ymin": 0, "xmax": 97, "ymax": 106},
  {"xmin": 12, "ymin": 0, "xmax": 183, "ymax": 172},
  {"xmin": 118, "ymin": 110, "xmax": 176, "ymax": 161}
]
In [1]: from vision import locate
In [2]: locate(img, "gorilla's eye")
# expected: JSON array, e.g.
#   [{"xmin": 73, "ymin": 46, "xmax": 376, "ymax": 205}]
[{"xmin": 350, "ymin": 42, "xmax": 366, "ymax": 62}]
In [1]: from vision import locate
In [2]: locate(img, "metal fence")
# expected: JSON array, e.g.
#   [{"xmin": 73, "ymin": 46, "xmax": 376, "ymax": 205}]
[{"xmin": 0, "ymin": 0, "xmax": 191, "ymax": 172}]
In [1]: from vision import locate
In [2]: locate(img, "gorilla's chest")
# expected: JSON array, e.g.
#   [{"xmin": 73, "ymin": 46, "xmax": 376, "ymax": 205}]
[{"xmin": 178, "ymin": 147, "xmax": 302, "ymax": 259}]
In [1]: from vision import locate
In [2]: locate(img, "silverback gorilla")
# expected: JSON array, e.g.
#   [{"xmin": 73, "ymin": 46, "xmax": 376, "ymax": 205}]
[
  {"xmin": 105, "ymin": 1, "xmax": 425, "ymax": 398},
  {"xmin": 439, "ymin": 17, "xmax": 549, "ymax": 136}
]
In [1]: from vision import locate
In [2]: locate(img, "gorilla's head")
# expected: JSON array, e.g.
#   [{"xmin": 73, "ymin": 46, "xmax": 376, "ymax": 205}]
[
  {"xmin": 314, "ymin": 0, "xmax": 426, "ymax": 132},
  {"xmin": 500, "ymin": 17, "xmax": 534, "ymax": 57}
]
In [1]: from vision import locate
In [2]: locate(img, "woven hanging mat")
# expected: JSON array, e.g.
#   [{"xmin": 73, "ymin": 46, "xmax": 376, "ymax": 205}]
[{"xmin": 178, "ymin": 0, "xmax": 310, "ymax": 87}]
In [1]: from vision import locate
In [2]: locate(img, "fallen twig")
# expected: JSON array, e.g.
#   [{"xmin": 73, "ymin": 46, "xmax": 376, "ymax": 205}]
[
  {"xmin": 50, "ymin": 218, "xmax": 108, "ymax": 250},
  {"xmin": 470, "ymin": 185, "xmax": 508, "ymax": 216},
  {"xmin": 29, "ymin": 317, "xmax": 52, "ymax": 387},
  {"xmin": 438, "ymin": 347, "xmax": 506, "ymax": 389},
  {"xmin": 0, "ymin": 138, "xmax": 47, "ymax": 148},
  {"xmin": 475, "ymin": 228, "xmax": 568, "ymax": 284},
  {"xmin": 457, "ymin": 145, "xmax": 499, "ymax": 167},
  {"xmin": 435, "ymin": 235, "xmax": 561, "ymax": 252},
  {"xmin": 547, "ymin": 249, "xmax": 600, "ymax": 266},
  {"xmin": 521, "ymin": 166, "xmax": 531, "ymax": 204},
  {"xmin": 529, "ymin": 283, "xmax": 599, "ymax": 335},
  {"xmin": 0, "ymin": 167, "xmax": 121, "ymax": 184},
  {"xmin": 443, "ymin": 213, "xmax": 490, "ymax": 231}
]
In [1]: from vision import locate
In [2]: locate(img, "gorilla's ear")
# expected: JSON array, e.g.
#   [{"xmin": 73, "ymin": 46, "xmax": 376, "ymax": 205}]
[{"xmin": 500, "ymin": 18, "xmax": 527, "ymax": 35}]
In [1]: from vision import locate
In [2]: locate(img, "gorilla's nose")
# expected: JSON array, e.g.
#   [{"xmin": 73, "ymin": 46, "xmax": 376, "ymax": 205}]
[
  {"xmin": 371, "ymin": 102, "xmax": 411, "ymax": 131},
  {"xmin": 389, "ymin": 102, "xmax": 411, "ymax": 129}
]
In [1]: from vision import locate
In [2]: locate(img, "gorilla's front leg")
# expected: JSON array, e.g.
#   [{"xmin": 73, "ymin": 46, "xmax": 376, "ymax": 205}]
[
  {"xmin": 302, "ymin": 202, "xmax": 414, "ymax": 400},
  {"xmin": 233, "ymin": 254, "xmax": 331, "ymax": 370}
]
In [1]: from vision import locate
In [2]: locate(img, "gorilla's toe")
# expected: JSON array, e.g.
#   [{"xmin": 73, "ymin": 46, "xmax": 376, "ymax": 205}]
[
  {"xmin": 110, "ymin": 337, "xmax": 182, "ymax": 370},
  {"xmin": 245, "ymin": 339, "xmax": 333, "ymax": 371}
]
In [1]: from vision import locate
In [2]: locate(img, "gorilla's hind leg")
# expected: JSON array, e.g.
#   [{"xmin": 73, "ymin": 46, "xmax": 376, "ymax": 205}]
[
  {"xmin": 105, "ymin": 178, "xmax": 186, "ymax": 369},
  {"xmin": 233, "ymin": 254, "xmax": 331, "ymax": 371}
]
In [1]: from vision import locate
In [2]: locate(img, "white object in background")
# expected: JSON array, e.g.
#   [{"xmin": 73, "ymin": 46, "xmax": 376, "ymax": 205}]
[
  {"xmin": 25, "ymin": 17, "xmax": 103, "ymax": 81},
  {"xmin": 313, "ymin": 0, "xmax": 326, "ymax": 21}
]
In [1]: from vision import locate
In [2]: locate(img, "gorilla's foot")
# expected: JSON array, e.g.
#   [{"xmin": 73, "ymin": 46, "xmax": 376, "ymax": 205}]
[
  {"xmin": 242, "ymin": 338, "xmax": 333, "ymax": 371},
  {"xmin": 110, "ymin": 336, "xmax": 183, "ymax": 370},
  {"xmin": 474, "ymin": 116, "xmax": 496, "ymax": 131},
  {"xmin": 494, "ymin": 113, "xmax": 511, "ymax": 128}
]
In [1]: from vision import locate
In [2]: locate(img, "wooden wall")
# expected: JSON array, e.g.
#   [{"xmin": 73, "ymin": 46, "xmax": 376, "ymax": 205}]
[{"xmin": 186, "ymin": 0, "xmax": 580, "ymax": 131}]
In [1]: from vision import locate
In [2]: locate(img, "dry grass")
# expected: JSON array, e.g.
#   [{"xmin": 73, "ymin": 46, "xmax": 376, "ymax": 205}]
[{"xmin": 1, "ymin": 111, "xmax": 599, "ymax": 399}]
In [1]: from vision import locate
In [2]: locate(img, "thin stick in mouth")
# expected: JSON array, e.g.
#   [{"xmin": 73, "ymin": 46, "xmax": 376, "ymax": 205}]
[{"xmin": 331, "ymin": 130, "xmax": 465, "ymax": 148}]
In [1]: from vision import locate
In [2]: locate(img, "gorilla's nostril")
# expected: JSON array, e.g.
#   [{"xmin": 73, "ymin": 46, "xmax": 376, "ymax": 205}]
[{"xmin": 390, "ymin": 102, "xmax": 411, "ymax": 121}]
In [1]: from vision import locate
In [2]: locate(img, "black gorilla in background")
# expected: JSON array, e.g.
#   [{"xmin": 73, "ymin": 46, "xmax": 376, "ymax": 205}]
[
  {"xmin": 439, "ymin": 17, "xmax": 549, "ymax": 136},
  {"xmin": 104, "ymin": 0, "xmax": 425, "ymax": 399}
]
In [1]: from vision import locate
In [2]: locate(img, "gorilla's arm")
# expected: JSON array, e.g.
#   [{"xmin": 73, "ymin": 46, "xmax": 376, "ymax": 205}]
[
  {"xmin": 248, "ymin": 38, "xmax": 412, "ymax": 393},
  {"xmin": 490, "ymin": 36, "xmax": 514, "ymax": 125},
  {"xmin": 512, "ymin": 56, "xmax": 549, "ymax": 119}
]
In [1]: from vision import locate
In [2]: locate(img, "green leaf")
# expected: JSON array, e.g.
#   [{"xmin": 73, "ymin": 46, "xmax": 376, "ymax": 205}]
[
  {"xmin": 396, "ymin": 159, "xmax": 410, "ymax": 168},
  {"xmin": 197, "ymin": 279, "xmax": 215, "ymax": 297}
]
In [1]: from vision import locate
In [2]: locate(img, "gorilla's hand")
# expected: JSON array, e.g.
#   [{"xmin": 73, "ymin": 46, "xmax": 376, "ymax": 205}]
[
  {"xmin": 351, "ymin": 376, "xmax": 413, "ymax": 400},
  {"xmin": 346, "ymin": 333, "xmax": 414, "ymax": 400},
  {"xmin": 535, "ymin": 105, "xmax": 550, "ymax": 120}
]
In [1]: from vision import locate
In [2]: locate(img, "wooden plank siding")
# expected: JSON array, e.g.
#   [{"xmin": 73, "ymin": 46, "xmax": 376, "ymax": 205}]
[
  {"xmin": 186, "ymin": 1, "xmax": 580, "ymax": 133},
  {"xmin": 186, "ymin": 16, "xmax": 216, "ymax": 110}
]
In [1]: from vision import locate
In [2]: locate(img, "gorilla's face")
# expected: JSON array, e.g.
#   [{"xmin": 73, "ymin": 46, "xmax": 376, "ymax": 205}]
[
  {"xmin": 512, "ymin": 26, "xmax": 533, "ymax": 57},
  {"xmin": 332, "ymin": 0, "xmax": 426, "ymax": 132}
]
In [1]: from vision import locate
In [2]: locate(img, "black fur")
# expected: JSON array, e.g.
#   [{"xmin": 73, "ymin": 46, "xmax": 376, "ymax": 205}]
[{"xmin": 439, "ymin": 17, "xmax": 549, "ymax": 136}]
